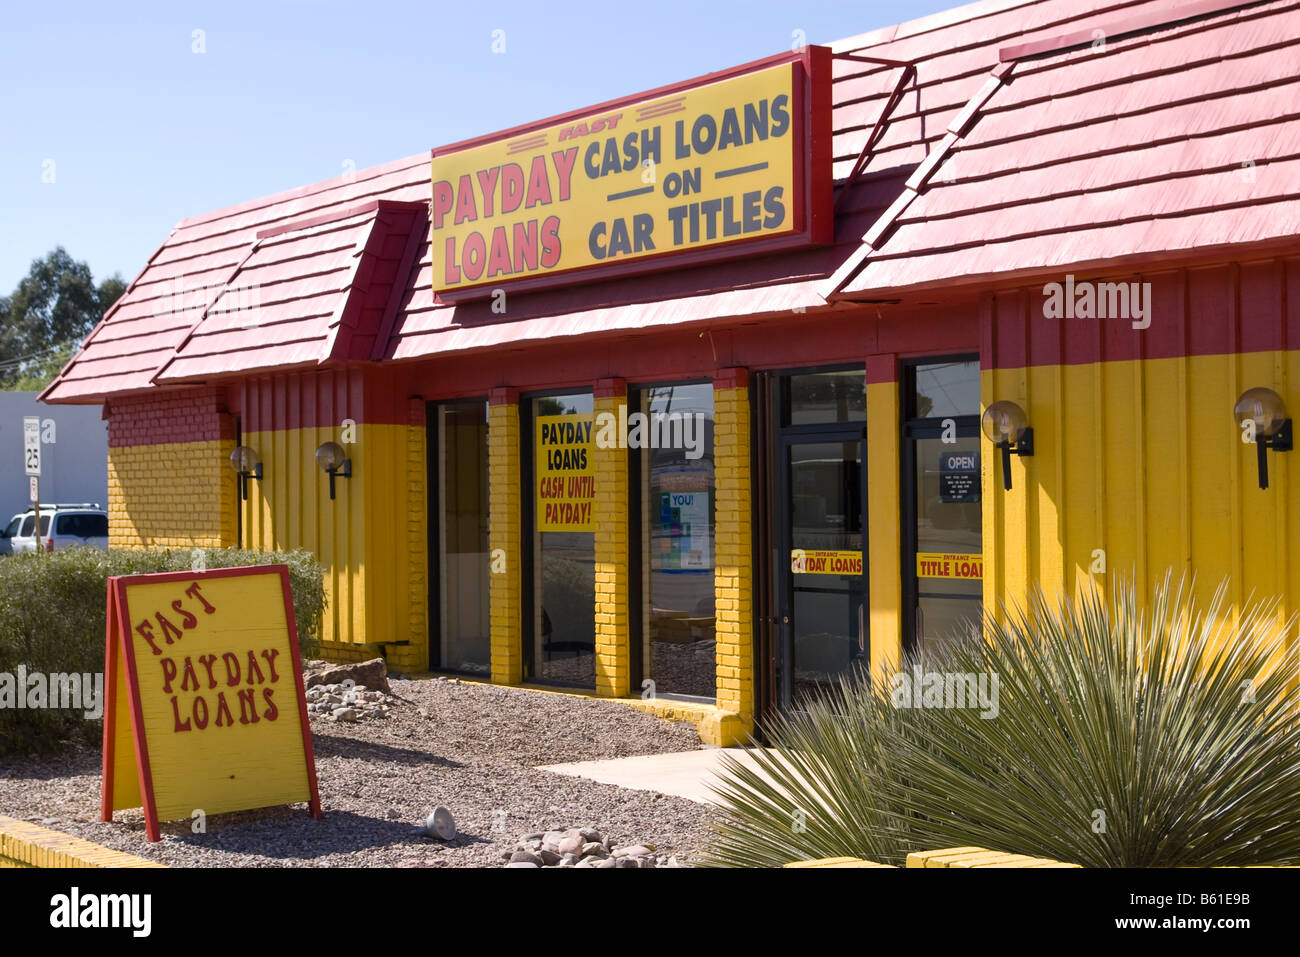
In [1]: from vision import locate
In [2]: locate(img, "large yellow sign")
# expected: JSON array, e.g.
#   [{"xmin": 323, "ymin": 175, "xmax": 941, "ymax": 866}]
[
  {"xmin": 101, "ymin": 565, "xmax": 321, "ymax": 842},
  {"xmin": 431, "ymin": 50, "xmax": 828, "ymax": 298},
  {"xmin": 537, "ymin": 414, "xmax": 595, "ymax": 532}
]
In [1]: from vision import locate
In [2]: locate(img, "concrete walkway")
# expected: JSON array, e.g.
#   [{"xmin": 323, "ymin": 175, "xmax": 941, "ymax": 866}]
[{"xmin": 539, "ymin": 747, "xmax": 792, "ymax": 805}]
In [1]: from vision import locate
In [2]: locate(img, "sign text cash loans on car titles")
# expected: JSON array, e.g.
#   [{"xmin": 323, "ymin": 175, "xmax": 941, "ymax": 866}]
[{"xmin": 431, "ymin": 62, "xmax": 799, "ymax": 295}]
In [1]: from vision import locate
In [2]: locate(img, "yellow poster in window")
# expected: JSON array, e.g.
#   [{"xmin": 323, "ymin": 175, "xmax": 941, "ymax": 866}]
[{"xmin": 536, "ymin": 414, "xmax": 595, "ymax": 532}]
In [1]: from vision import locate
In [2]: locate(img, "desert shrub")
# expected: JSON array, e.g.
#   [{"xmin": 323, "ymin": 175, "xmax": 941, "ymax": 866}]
[
  {"xmin": 0, "ymin": 547, "xmax": 325, "ymax": 755},
  {"xmin": 704, "ymin": 575, "xmax": 1300, "ymax": 867}
]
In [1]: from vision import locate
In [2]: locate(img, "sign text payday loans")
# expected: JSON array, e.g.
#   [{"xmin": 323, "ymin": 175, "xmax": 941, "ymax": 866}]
[
  {"xmin": 133, "ymin": 579, "xmax": 287, "ymax": 733},
  {"xmin": 431, "ymin": 61, "xmax": 802, "ymax": 293}
]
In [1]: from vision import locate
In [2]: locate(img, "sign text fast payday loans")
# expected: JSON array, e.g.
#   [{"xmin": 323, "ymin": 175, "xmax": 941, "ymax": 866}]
[{"xmin": 431, "ymin": 51, "xmax": 830, "ymax": 296}]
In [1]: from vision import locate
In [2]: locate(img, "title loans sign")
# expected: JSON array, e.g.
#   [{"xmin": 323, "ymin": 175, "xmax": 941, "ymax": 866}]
[
  {"xmin": 101, "ymin": 565, "xmax": 321, "ymax": 842},
  {"xmin": 431, "ymin": 47, "xmax": 830, "ymax": 298}
]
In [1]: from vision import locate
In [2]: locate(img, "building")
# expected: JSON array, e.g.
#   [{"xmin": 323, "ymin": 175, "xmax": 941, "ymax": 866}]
[
  {"xmin": 43, "ymin": 0, "xmax": 1300, "ymax": 744},
  {"xmin": 0, "ymin": 393, "xmax": 108, "ymax": 521}
]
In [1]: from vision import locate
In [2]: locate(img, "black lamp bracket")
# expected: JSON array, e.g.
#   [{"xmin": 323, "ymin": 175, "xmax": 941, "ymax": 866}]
[
  {"xmin": 997, "ymin": 427, "xmax": 1034, "ymax": 490},
  {"xmin": 1254, "ymin": 418, "xmax": 1292, "ymax": 490},
  {"xmin": 327, "ymin": 458, "xmax": 352, "ymax": 500},
  {"xmin": 237, "ymin": 462, "xmax": 263, "ymax": 501}
]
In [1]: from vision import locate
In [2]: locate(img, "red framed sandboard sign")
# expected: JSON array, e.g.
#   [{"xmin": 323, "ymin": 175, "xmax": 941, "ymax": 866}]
[{"xmin": 100, "ymin": 564, "xmax": 322, "ymax": 842}]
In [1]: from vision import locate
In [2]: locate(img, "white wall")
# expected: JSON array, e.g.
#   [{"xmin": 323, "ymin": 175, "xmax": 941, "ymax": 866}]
[{"xmin": 0, "ymin": 393, "xmax": 107, "ymax": 519}]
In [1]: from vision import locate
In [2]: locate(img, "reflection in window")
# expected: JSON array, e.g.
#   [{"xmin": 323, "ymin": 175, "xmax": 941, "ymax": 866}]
[
  {"xmin": 440, "ymin": 400, "xmax": 490, "ymax": 675},
  {"xmin": 908, "ymin": 359, "xmax": 983, "ymax": 660},
  {"xmin": 534, "ymin": 392, "xmax": 596, "ymax": 687},
  {"xmin": 787, "ymin": 370, "xmax": 866, "ymax": 425},
  {"xmin": 639, "ymin": 384, "xmax": 715, "ymax": 699}
]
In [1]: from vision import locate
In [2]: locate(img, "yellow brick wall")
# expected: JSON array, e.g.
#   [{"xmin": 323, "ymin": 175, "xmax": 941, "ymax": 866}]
[
  {"xmin": 489, "ymin": 398, "xmax": 523, "ymax": 685},
  {"xmin": 713, "ymin": 383, "xmax": 754, "ymax": 742},
  {"xmin": 593, "ymin": 390, "xmax": 630, "ymax": 697},
  {"xmin": 107, "ymin": 439, "xmax": 238, "ymax": 549},
  {"xmin": 385, "ymin": 414, "xmax": 430, "ymax": 672}
]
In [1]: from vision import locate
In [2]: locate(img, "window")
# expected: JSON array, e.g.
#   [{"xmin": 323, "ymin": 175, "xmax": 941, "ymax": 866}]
[
  {"xmin": 433, "ymin": 399, "xmax": 490, "ymax": 675},
  {"xmin": 528, "ymin": 391, "xmax": 596, "ymax": 687},
  {"xmin": 56, "ymin": 513, "xmax": 107, "ymax": 537},
  {"xmin": 903, "ymin": 358, "xmax": 983, "ymax": 659},
  {"xmin": 19, "ymin": 515, "xmax": 50, "ymax": 537},
  {"xmin": 633, "ymin": 382, "xmax": 716, "ymax": 699}
]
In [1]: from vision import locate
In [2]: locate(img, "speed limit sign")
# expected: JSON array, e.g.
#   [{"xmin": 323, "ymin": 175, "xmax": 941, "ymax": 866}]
[{"xmin": 23, "ymin": 416, "xmax": 41, "ymax": 476}]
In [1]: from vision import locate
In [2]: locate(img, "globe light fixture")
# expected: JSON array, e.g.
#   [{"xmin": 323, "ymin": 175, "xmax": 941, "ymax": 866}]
[
  {"xmin": 981, "ymin": 400, "xmax": 1034, "ymax": 491},
  {"xmin": 229, "ymin": 446, "xmax": 262, "ymax": 501},
  {"xmin": 315, "ymin": 441, "xmax": 352, "ymax": 500},
  {"xmin": 1234, "ymin": 387, "xmax": 1292, "ymax": 490}
]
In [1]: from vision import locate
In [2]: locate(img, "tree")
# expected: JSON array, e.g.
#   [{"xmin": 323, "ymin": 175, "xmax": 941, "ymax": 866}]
[{"xmin": 0, "ymin": 248, "xmax": 124, "ymax": 389}]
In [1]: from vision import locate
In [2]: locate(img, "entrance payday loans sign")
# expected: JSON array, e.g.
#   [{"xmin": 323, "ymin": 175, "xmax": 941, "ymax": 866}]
[
  {"xmin": 101, "ymin": 565, "xmax": 321, "ymax": 842},
  {"xmin": 430, "ymin": 47, "xmax": 831, "ymax": 299}
]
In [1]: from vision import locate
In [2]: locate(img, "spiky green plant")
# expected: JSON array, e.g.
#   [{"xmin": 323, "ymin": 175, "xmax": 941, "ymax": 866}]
[{"xmin": 703, "ymin": 575, "xmax": 1300, "ymax": 867}]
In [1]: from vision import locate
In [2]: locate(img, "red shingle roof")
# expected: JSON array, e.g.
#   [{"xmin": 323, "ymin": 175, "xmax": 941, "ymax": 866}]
[
  {"xmin": 829, "ymin": 0, "xmax": 1300, "ymax": 298},
  {"xmin": 43, "ymin": 0, "xmax": 1300, "ymax": 403}
]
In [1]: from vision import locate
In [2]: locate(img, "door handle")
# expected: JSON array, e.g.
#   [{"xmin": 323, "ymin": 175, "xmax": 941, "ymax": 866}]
[{"xmin": 857, "ymin": 602, "xmax": 865, "ymax": 655}]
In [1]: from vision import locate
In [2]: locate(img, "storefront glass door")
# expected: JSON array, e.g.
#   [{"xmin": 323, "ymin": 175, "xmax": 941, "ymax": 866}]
[
  {"xmin": 770, "ymin": 369, "xmax": 868, "ymax": 711},
  {"xmin": 430, "ymin": 399, "xmax": 491, "ymax": 674},
  {"xmin": 778, "ymin": 433, "xmax": 867, "ymax": 709}
]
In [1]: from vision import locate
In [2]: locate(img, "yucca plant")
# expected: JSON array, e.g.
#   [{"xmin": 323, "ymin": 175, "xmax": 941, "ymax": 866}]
[{"xmin": 703, "ymin": 575, "xmax": 1300, "ymax": 867}]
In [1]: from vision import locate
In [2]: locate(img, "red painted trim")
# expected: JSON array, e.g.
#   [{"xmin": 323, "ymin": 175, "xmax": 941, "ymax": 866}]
[
  {"xmin": 594, "ymin": 377, "xmax": 626, "ymax": 399},
  {"xmin": 999, "ymin": 0, "xmax": 1266, "ymax": 61},
  {"xmin": 489, "ymin": 387, "xmax": 518, "ymax": 406},
  {"xmin": 371, "ymin": 207, "xmax": 430, "ymax": 362},
  {"xmin": 107, "ymin": 388, "xmax": 235, "ymax": 448},
  {"xmin": 113, "ymin": 578, "xmax": 162, "ymax": 842},
  {"xmin": 714, "ymin": 367, "xmax": 749, "ymax": 389},
  {"xmin": 865, "ymin": 354, "xmax": 896, "ymax": 385},
  {"xmin": 100, "ymin": 580, "xmax": 119, "ymax": 823}
]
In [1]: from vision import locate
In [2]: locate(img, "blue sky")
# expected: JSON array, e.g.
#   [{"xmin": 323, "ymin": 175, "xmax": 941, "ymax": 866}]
[{"xmin": 0, "ymin": 0, "xmax": 954, "ymax": 293}]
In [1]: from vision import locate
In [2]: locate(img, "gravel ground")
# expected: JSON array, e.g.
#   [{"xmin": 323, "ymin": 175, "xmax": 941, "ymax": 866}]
[{"xmin": 0, "ymin": 677, "xmax": 718, "ymax": 867}]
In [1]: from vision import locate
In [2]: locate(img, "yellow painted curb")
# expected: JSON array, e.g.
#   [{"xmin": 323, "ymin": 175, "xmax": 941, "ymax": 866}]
[
  {"xmin": 0, "ymin": 815, "xmax": 164, "ymax": 868},
  {"xmin": 785, "ymin": 857, "xmax": 897, "ymax": 868},
  {"xmin": 410, "ymin": 672, "xmax": 751, "ymax": 747}
]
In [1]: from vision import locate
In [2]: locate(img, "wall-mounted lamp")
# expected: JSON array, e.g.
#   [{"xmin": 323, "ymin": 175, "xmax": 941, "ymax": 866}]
[
  {"xmin": 981, "ymin": 400, "xmax": 1034, "ymax": 491},
  {"xmin": 1234, "ymin": 387, "xmax": 1292, "ymax": 490},
  {"xmin": 315, "ymin": 441, "xmax": 351, "ymax": 500},
  {"xmin": 229, "ymin": 446, "xmax": 262, "ymax": 501}
]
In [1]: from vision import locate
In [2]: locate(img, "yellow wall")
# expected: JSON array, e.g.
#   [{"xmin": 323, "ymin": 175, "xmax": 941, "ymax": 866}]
[
  {"xmin": 108, "ymin": 439, "xmax": 238, "ymax": 549},
  {"xmin": 983, "ymin": 350, "xmax": 1299, "ymax": 635},
  {"xmin": 714, "ymin": 384, "xmax": 754, "ymax": 743},
  {"xmin": 488, "ymin": 400, "xmax": 523, "ymax": 685},
  {"xmin": 239, "ymin": 423, "xmax": 427, "ymax": 662},
  {"xmin": 592, "ymin": 391, "xmax": 630, "ymax": 697},
  {"xmin": 866, "ymin": 379, "xmax": 903, "ymax": 676}
]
